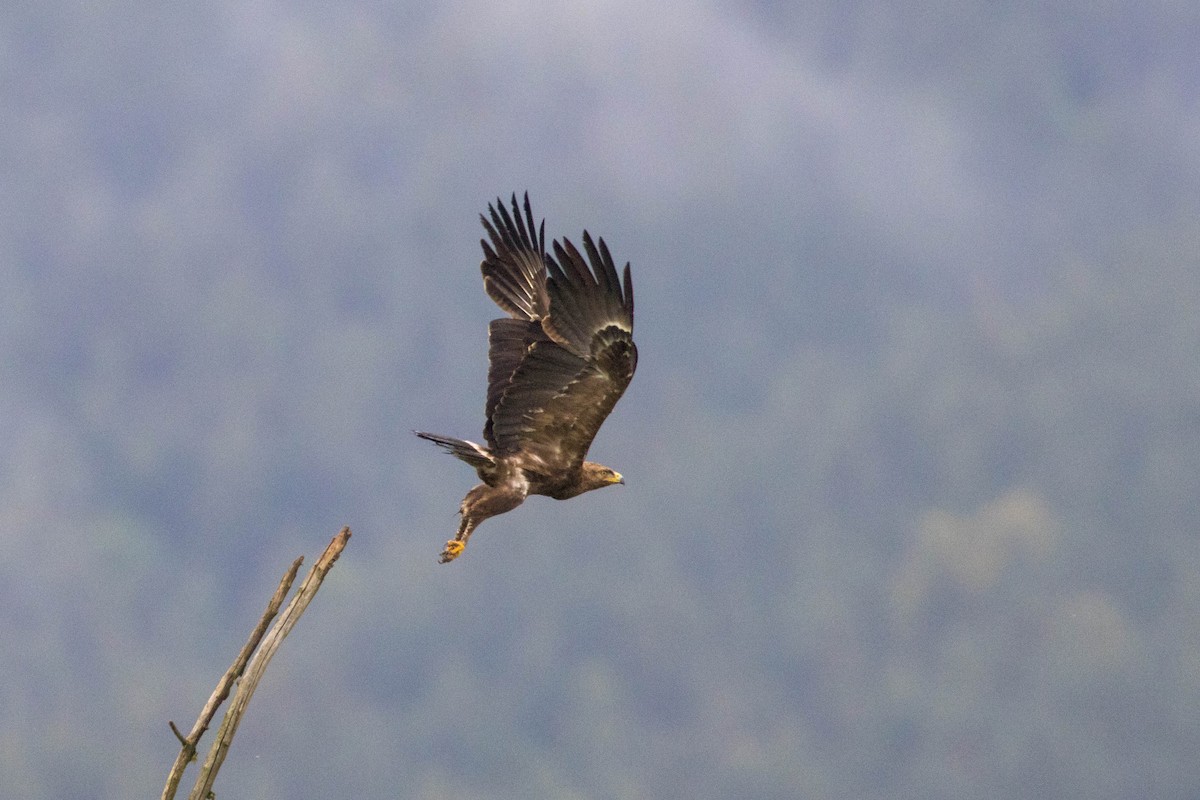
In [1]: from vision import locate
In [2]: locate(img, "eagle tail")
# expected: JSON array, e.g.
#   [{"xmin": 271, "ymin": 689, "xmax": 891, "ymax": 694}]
[{"xmin": 413, "ymin": 431, "xmax": 495, "ymax": 470}]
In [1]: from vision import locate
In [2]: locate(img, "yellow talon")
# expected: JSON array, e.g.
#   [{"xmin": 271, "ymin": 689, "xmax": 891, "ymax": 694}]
[{"xmin": 439, "ymin": 539, "xmax": 465, "ymax": 563}]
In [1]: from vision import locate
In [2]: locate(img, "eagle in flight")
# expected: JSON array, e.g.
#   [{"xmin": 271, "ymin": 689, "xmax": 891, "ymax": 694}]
[{"xmin": 416, "ymin": 194, "xmax": 638, "ymax": 563}]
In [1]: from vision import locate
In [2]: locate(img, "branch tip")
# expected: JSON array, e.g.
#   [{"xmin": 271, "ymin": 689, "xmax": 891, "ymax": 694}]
[{"xmin": 168, "ymin": 720, "xmax": 189, "ymax": 746}]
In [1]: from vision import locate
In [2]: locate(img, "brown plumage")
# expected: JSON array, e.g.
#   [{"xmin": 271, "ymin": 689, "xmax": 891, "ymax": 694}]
[{"xmin": 416, "ymin": 193, "xmax": 637, "ymax": 563}]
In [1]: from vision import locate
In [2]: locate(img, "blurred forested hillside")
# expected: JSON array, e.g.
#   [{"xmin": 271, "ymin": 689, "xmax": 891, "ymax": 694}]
[{"xmin": 2, "ymin": 1, "xmax": 1199, "ymax": 798}]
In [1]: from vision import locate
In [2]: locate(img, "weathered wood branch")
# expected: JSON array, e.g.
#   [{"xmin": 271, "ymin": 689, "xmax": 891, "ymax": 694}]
[{"xmin": 162, "ymin": 526, "xmax": 351, "ymax": 800}]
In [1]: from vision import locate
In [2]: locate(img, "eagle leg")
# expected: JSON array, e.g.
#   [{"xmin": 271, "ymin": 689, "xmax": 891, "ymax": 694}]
[
  {"xmin": 438, "ymin": 514, "xmax": 476, "ymax": 564},
  {"xmin": 437, "ymin": 481, "xmax": 527, "ymax": 564}
]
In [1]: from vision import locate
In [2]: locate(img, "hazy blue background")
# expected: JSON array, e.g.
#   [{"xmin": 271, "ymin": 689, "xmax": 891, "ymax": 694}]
[{"xmin": 3, "ymin": 1, "xmax": 1199, "ymax": 798}]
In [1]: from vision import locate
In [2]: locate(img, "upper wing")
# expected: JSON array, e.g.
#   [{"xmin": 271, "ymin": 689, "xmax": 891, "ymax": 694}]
[
  {"xmin": 480, "ymin": 193, "xmax": 550, "ymax": 321},
  {"xmin": 486, "ymin": 230, "xmax": 637, "ymax": 474},
  {"xmin": 542, "ymin": 233, "xmax": 634, "ymax": 359}
]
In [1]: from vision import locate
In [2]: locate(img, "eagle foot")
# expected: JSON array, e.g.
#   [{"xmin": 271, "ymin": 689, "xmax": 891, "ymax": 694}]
[{"xmin": 439, "ymin": 539, "xmax": 465, "ymax": 564}]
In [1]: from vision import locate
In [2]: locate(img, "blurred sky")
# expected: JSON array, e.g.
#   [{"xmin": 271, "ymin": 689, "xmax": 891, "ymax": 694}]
[{"xmin": 3, "ymin": 1, "xmax": 1200, "ymax": 798}]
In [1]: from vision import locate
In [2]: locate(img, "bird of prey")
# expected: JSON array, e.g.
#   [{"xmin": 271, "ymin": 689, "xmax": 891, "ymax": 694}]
[{"xmin": 416, "ymin": 193, "xmax": 637, "ymax": 563}]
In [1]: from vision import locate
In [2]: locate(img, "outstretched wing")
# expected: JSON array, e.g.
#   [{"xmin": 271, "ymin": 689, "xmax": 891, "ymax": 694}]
[
  {"xmin": 542, "ymin": 233, "xmax": 634, "ymax": 360},
  {"xmin": 487, "ymin": 230, "xmax": 637, "ymax": 475},
  {"xmin": 480, "ymin": 193, "xmax": 550, "ymax": 321}
]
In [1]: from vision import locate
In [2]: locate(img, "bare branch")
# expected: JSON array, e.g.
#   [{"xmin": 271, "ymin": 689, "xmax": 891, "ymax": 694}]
[{"xmin": 162, "ymin": 527, "xmax": 351, "ymax": 800}]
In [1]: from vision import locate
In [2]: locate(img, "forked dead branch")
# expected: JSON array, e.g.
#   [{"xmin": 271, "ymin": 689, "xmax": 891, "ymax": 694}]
[{"xmin": 161, "ymin": 526, "xmax": 351, "ymax": 800}]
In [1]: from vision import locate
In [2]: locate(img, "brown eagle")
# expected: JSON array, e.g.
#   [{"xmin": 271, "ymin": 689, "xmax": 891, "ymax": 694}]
[{"xmin": 416, "ymin": 194, "xmax": 637, "ymax": 563}]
